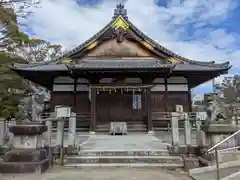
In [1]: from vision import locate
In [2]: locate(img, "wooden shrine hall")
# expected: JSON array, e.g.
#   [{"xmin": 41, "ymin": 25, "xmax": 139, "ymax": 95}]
[{"xmin": 10, "ymin": 4, "xmax": 231, "ymax": 133}]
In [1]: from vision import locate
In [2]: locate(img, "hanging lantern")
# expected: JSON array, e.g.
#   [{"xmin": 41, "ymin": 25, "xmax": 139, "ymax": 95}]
[
  {"xmin": 97, "ymin": 89, "xmax": 99, "ymax": 94},
  {"xmin": 103, "ymin": 87, "xmax": 105, "ymax": 92},
  {"xmin": 114, "ymin": 88, "xmax": 117, "ymax": 92},
  {"xmin": 138, "ymin": 88, "xmax": 141, "ymax": 92},
  {"xmin": 121, "ymin": 89, "xmax": 123, "ymax": 94}
]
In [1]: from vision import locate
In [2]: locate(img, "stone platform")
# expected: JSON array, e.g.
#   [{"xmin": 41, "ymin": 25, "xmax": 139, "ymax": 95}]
[
  {"xmin": 79, "ymin": 134, "xmax": 171, "ymax": 151},
  {"xmin": 65, "ymin": 134, "xmax": 183, "ymax": 168}
]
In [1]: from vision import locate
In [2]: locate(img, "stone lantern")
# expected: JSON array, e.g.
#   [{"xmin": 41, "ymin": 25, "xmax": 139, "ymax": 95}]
[{"xmin": 0, "ymin": 121, "xmax": 49, "ymax": 173}]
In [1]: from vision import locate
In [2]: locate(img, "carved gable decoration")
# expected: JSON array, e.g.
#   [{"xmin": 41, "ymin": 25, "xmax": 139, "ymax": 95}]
[
  {"xmin": 64, "ymin": 4, "xmax": 184, "ymax": 63},
  {"xmin": 80, "ymin": 5, "xmax": 160, "ymax": 59},
  {"xmin": 85, "ymin": 38, "xmax": 157, "ymax": 58}
]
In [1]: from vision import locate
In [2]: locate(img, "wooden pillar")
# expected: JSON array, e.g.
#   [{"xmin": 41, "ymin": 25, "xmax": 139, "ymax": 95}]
[
  {"xmin": 187, "ymin": 83, "xmax": 192, "ymax": 112},
  {"xmin": 147, "ymin": 88, "xmax": 153, "ymax": 132},
  {"xmin": 164, "ymin": 77, "xmax": 168, "ymax": 111},
  {"xmin": 90, "ymin": 88, "xmax": 96, "ymax": 133}
]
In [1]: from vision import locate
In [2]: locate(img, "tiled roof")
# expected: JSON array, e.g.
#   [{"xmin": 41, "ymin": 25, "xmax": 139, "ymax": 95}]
[
  {"xmin": 10, "ymin": 59, "xmax": 230, "ymax": 72},
  {"xmin": 72, "ymin": 60, "xmax": 173, "ymax": 69},
  {"xmin": 11, "ymin": 60, "xmax": 173, "ymax": 71}
]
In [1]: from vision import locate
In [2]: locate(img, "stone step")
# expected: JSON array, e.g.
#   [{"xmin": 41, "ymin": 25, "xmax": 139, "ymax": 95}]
[
  {"xmin": 65, "ymin": 163, "xmax": 183, "ymax": 169},
  {"xmin": 95, "ymin": 128, "xmax": 147, "ymax": 132},
  {"xmin": 66, "ymin": 155, "xmax": 182, "ymax": 164},
  {"xmin": 78, "ymin": 150, "xmax": 169, "ymax": 156},
  {"xmin": 96, "ymin": 125, "xmax": 147, "ymax": 128}
]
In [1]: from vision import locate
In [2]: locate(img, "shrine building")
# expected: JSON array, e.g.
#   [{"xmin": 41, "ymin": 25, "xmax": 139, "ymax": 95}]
[{"xmin": 10, "ymin": 4, "xmax": 231, "ymax": 133}]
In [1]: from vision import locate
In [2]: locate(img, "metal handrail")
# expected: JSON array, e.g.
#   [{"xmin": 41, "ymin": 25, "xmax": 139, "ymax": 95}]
[
  {"xmin": 208, "ymin": 129, "xmax": 240, "ymax": 153},
  {"xmin": 207, "ymin": 129, "xmax": 240, "ymax": 180}
]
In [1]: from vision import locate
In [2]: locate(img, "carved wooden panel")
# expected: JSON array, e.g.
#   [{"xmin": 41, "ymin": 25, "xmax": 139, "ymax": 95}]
[{"xmin": 84, "ymin": 38, "xmax": 158, "ymax": 59}]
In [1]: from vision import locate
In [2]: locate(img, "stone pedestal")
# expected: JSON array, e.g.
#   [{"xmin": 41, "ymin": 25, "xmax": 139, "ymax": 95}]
[
  {"xmin": 0, "ymin": 122, "xmax": 49, "ymax": 173},
  {"xmin": 202, "ymin": 123, "xmax": 240, "ymax": 149},
  {"xmin": 109, "ymin": 122, "xmax": 127, "ymax": 135}
]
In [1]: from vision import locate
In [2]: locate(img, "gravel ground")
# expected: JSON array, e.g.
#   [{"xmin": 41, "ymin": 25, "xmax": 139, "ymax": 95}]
[{"xmin": 1, "ymin": 167, "xmax": 192, "ymax": 180}]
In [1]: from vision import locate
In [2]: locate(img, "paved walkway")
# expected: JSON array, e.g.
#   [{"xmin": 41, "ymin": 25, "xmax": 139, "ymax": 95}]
[
  {"xmin": 49, "ymin": 130, "xmax": 197, "ymax": 147},
  {"xmin": 1, "ymin": 167, "xmax": 192, "ymax": 180},
  {"xmin": 80, "ymin": 134, "xmax": 171, "ymax": 150}
]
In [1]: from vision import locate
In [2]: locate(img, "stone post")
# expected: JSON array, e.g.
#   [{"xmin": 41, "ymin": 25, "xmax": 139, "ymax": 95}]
[
  {"xmin": 56, "ymin": 120, "xmax": 63, "ymax": 146},
  {"xmin": 68, "ymin": 112, "xmax": 76, "ymax": 146},
  {"xmin": 184, "ymin": 113, "xmax": 191, "ymax": 146},
  {"xmin": 0, "ymin": 119, "xmax": 5, "ymax": 146},
  {"xmin": 196, "ymin": 120, "xmax": 206, "ymax": 147},
  {"xmin": 8, "ymin": 119, "xmax": 16, "ymax": 145},
  {"xmin": 171, "ymin": 112, "xmax": 180, "ymax": 152},
  {"xmin": 46, "ymin": 120, "xmax": 52, "ymax": 146}
]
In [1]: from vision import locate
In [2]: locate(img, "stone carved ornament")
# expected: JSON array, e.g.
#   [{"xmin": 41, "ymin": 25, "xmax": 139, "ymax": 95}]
[{"xmin": 204, "ymin": 93, "xmax": 227, "ymax": 126}]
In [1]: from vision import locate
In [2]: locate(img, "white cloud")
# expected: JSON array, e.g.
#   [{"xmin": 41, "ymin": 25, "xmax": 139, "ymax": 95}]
[{"xmin": 19, "ymin": 0, "xmax": 239, "ymax": 93}]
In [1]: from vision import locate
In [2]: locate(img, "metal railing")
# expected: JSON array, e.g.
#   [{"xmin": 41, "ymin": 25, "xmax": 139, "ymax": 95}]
[{"xmin": 207, "ymin": 129, "xmax": 240, "ymax": 180}]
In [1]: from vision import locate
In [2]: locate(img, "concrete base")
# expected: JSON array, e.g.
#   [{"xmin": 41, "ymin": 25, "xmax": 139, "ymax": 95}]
[
  {"xmin": 189, "ymin": 160, "xmax": 240, "ymax": 180},
  {"xmin": 0, "ymin": 158, "xmax": 49, "ymax": 173},
  {"xmin": 0, "ymin": 148, "xmax": 49, "ymax": 173},
  {"xmin": 3, "ymin": 149, "xmax": 47, "ymax": 162},
  {"xmin": 182, "ymin": 155, "xmax": 199, "ymax": 171},
  {"xmin": 202, "ymin": 123, "xmax": 240, "ymax": 148}
]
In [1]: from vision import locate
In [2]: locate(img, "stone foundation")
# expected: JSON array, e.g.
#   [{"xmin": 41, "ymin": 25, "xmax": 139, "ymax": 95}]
[
  {"xmin": 0, "ymin": 122, "xmax": 49, "ymax": 173},
  {"xmin": 0, "ymin": 149, "xmax": 49, "ymax": 173}
]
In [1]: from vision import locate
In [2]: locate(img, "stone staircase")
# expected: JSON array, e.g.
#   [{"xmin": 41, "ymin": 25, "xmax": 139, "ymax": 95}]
[
  {"xmin": 65, "ymin": 149, "xmax": 183, "ymax": 168},
  {"xmin": 64, "ymin": 134, "xmax": 183, "ymax": 168}
]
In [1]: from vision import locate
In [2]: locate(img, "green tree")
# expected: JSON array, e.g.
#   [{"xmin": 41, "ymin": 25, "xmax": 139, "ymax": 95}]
[
  {"xmin": 0, "ymin": 0, "xmax": 39, "ymax": 49},
  {"xmin": 0, "ymin": 52, "xmax": 29, "ymax": 119}
]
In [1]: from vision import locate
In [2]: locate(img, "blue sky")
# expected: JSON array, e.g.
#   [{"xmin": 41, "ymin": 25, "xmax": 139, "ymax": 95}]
[{"xmin": 20, "ymin": 0, "xmax": 239, "ymax": 96}]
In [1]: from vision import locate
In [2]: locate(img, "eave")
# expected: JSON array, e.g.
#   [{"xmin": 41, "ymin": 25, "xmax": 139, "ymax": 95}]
[{"xmin": 10, "ymin": 60, "xmax": 231, "ymax": 89}]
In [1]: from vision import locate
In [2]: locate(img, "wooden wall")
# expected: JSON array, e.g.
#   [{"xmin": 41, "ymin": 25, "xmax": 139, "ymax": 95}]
[{"xmin": 50, "ymin": 91, "xmax": 190, "ymax": 120}]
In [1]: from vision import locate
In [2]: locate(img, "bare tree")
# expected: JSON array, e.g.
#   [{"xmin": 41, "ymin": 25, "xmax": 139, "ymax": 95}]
[{"xmin": 215, "ymin": 75, "xmax": 240, "ymax": 104}]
